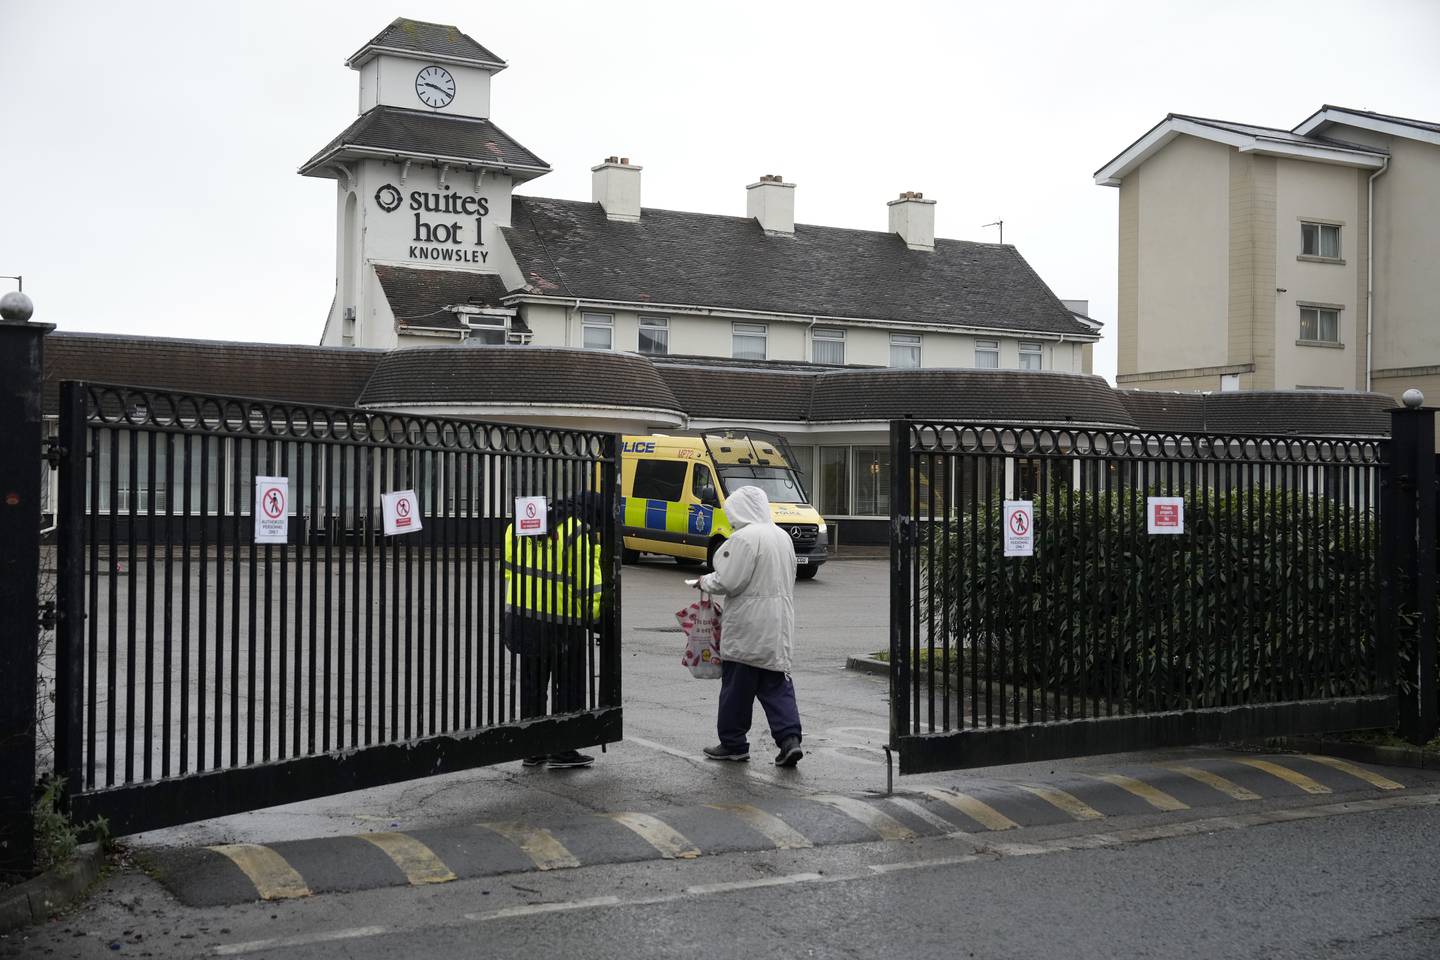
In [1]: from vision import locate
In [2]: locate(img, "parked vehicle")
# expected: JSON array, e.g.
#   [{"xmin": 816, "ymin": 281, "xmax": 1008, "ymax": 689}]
[{"xmin": 619, "ymin": 429, "xmax": 829, "ymax": 579}]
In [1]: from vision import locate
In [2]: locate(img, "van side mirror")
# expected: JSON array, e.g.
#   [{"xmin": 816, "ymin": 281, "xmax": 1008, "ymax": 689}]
[{"xmin": 700, "ymin": 484, "xmax": 719, "ymax": 506}]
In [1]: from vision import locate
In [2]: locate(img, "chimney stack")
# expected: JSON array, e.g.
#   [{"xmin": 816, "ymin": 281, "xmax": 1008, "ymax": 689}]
[
  {"xmin": 592, "ymin": 156, "xmax": 642, "ymax": 222},
  {"xmin": 746, "ymin": 174, "xmax": 795, "ymax": 235},
  {"xmin": 888, "ymin": 191, "xmax": 936, "ymax": 251}
]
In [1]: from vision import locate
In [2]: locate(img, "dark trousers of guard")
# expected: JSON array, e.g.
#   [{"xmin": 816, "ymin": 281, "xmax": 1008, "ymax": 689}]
[
  {"xmin": 505, "ymin": 614, "xmax": 588, "ymax": 719},
  {"xmin": 717, "ymin": 661, "xmax": 802, "ymax": 751}
]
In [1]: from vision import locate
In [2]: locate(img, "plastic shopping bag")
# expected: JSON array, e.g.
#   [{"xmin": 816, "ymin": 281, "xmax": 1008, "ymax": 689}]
[{"xmin": 676, "ymin": 596, "xmax": 723, "ymax": 679}]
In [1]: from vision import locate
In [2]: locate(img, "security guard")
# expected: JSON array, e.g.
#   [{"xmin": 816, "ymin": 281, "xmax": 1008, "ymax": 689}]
[{"xmin": 503, "ymin": 491, "xmax": 605, "ymax": 769}]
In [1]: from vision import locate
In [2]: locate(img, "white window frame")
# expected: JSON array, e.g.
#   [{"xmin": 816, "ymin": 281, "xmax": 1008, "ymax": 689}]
[
  {"xmin": 638, "ymin": 315, "xmax": 669, "ymax": 355},
  {"xmin": 890, "ymin": 333, "xmax": 922, "ymax": 369},
  {"xmin": 462, "ymin": 311, "xmax": 509, "ymax": 345},
  {"xmin": 1018, "ymin": 341, "xmax": 1043, "ymax": 370},
  {"xmin": 1300, "ymin": 221, "xmax": 1342, "ymax": 261},
  {"xmin": 581, "ymin": 311, "xmax": 614, "ymax": 351},
  {"xmin": 812, "ymin": 327, "xmax": 846, "ymax": 365},
  {"xmin": 732, "ymin": 322, "xmax": 768, "ymax": 361},
  {"xmin": 975, "ymin": 339, "xmax": 1000, "ymax": 369},
  {"xmin": 1298, "ymin": 304, "xmax": 1342, "ymax": 344}
]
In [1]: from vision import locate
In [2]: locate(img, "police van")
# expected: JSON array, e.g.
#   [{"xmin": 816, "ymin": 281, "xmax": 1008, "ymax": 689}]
[{"xmin": 620, "ymin": 429, "xmax": 829, "ymax": 580}]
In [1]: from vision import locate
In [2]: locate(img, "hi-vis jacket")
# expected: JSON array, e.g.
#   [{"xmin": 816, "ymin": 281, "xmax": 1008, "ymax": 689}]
[{"xmin": 503, "ymin": 517, "xmax": 604, "ymax": 628}]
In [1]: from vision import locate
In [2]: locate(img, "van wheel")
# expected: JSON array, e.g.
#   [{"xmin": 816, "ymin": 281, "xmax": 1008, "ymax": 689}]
[
  {"xmin": 674, "ymin": 557, "xmax": 701, "ymax": 567},
  {"xmin": 796, "ymin": 565, "xmax": 819, "ymax": 581},
  {"xmin": 621, "ymin": 547, "xmax": 639, "ymax": 564},
  {"xmin": 706, "ymin": 537, "xmax": 726, "ymax": 571}
]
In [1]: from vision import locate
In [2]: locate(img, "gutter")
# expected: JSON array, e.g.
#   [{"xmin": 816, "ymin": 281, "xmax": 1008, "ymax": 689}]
[{"xmin": 1366, "ymin": 156, "xmax": 1389, "ymax": 391}]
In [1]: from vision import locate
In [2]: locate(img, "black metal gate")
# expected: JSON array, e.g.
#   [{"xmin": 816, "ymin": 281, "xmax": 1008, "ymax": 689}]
[
  {"xmin": 889, "ymin": 417, "xmax": 1436, "ymax": 776},
  {"xmin": 53, "ymin": 382, "xmax": 622, "ymax": 834}
]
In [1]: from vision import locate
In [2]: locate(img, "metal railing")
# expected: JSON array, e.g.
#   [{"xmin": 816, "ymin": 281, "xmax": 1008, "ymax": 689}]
[{"xmin": 53, "ymin": 382, "xmax": 622, "ymax": 834}]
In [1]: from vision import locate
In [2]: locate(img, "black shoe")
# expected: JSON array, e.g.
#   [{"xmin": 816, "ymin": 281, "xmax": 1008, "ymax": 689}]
[
  {"xmin": 703, "ymin": 744, "xmax": 750, "ymax": 762},
  {"xmin": 774, "ymin": 739, "xmax": 803, "ymax": 767},
  {"xmin": 522, "ymin": 756, "xmax": 548, "ymax": 767},
  {"xmin": 547, "ymin": 750, "xmax": 595, "ymax": 769}
]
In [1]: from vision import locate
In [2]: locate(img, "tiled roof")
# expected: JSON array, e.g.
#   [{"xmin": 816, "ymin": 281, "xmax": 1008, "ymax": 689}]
[
  {"xmin": 347, "ymin": 18, "xmax": 504, "ymax": 68},
  {"xmin": 42, "ymin": 333, "xmax": 385, "ymax": 415},
  {"xmin": 503, "ymin": 197, "xmax": 1093, "ymax": 337},
  {"xmin": 656, "ymin": 363, "xmax": 815, "ymax": 422},
  {"xmin": 300, "ymin": 106, "xmax": 548, "ymax": 175},
  {"xmin": 1300, "ymin": 105, "xmax": 1440, "ymax": 137},
  {"xmin": 373, "ymin": 266, "xmax": 514, "ymax": 331},
  {"xmin": 357, "ymin": 346, "xmax": 684, "ymax": 415},
  {"xmin": 809, "ymin": 369, "xmax": 1134, "ymax": 426},
  {"xmin": 1118, "ymin": 390, "xmax": 1392, "ymax": 436}
]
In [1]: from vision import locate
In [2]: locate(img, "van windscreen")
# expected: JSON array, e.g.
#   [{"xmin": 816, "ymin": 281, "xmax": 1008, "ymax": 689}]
[{"xmin": 718, "ymin": 466, "xmax": 806, "ymax": 504}]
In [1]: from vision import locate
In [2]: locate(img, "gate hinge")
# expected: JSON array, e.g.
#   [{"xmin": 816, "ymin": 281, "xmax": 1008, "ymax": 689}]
[
  {"xmin": 38, "ymin": 601, "xmax": 58, "ymax": 631},
  {"xmin": 43, "ymin": 438, "xmax": 67, "ymax": 469}
]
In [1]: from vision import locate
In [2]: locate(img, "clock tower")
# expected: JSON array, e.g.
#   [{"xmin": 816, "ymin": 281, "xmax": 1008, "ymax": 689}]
[{"xmin": 302, "ymin": 18, "xmax": 550, "ymax": 348}]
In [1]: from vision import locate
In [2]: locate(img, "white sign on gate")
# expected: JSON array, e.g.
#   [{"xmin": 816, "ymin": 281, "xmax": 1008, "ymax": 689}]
[
  {"xmin": 254, "ymin": 476, "xmax": 289, "ymax": 544},
  {"xmin": 514, "ymin": 496, "xmax": 548, "ymax": 537},
  {"xmin": 381, "ymin": 489, "xmax": 423, "ymax": 536},
  {"xmin": 1003, "ymin": 500, "xmax": 1034, "ymax": 557},
  {"xmin": 1147, "ymin": 496, "xmax": 1185, "ymax": 535}
]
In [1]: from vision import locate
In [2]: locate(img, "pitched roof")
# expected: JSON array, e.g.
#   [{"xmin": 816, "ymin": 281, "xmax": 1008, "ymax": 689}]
[
  {"xmin": 300, "ymin": 106, "xmax": 548, "ymax": 177},
  {"xmin": 808, "ymin": 369, "xmax": 1133, "ymax": 426},
  {"xmin": 502, "ymin": 197, "xmax": 1092, "ymax": 337},
  {"xmin": 357, "ymin": 346, "xmax": 683, "ymax": 416},
  {"xmin": 346, "ymin": 18, "xmax": 505, "ymax": 70},
  {"xmin": 1293, "ymin": 105, "xmax": 1440, "ymax": 145},
  {"xmin": 42, "ymin": 333, "xmax": 385, "ymax": 415},
  {"xmin": 373, "ymin": 266, "xmax": 515, "ymax": 332},
  {"xmin": 1095, "ymin": 112, "xmax": 1388, "ymax": 186}
]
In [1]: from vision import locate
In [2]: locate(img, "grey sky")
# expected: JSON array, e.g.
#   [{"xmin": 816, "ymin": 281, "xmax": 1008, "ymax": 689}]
[{"xmin": 2, "ymin": 0, "xmax": 1437, "ymax": 383}]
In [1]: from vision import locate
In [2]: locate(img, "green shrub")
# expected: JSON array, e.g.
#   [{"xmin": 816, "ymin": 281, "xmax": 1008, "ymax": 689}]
[{"xmin": 916, "ymin": 487, "xmax": 1382, "ymax": 711}]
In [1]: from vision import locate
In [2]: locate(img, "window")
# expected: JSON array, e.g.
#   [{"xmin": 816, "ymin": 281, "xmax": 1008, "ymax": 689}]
[
  {"xmin": 787, "ymin": 445, "xmax": 814, "ymax": 499},
  {"xmin": 1299, "ymin": 305, "xmax": 1341, "ymax": 343},
  {"xmin": 464, "ymin": 313, "xmax": 508, "ymax": 345},
  {"xmin": 581, "ymin": 312, "xmax": 613, "ymax": 350},
  {"xmin": 890, "ymin": 334, "xmax": 921, "ymax": 369},
  {"xmin": 631, "ymin": 459, "xmax": 687, "ymax": 502},
  {"xmin": 638, "ymin": 316, "xmax": 669, "ymax": 355},
  {"xmin": 812, "ymin": 327, "xmax": 845, "ymax": 365},
  {"xmin": 853, "ymin": 447, "xmax": 890, "ymax": 515},
  {"xmin": 1301, "ymin": 222, "xmax": 1341, "ymax": 259},
  {"xmin": 818, "ymin": 447, "xmax": 850, "ymax": 515},
  {"xmin": 1018, "ymin": 342, "xmax": 1043, "ymax": 370},
  {"xmin": 733, "ymin": 322, "xmax": 768, "ymax": 360},
  {"xmin": 975, "ymin": 340, "xmax": 999, "ymax": 368},
  {"xmin": 691, "ymin": 463, "xmax": 719, "ymax": 505}
]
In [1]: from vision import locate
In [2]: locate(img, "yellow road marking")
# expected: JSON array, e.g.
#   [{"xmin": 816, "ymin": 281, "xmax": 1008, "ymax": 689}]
[
  {"xmin": 1162, "ymin": 765, "xmax": 1262, "ymax": 802},
  {"xmin": 208, "ymin": 844, "xmax": 311, "ymax": 900},
  {"xmin": 358, "ymin": 833, "xmax": 456, "ymax": 885},
  {"xmin": 1091, "ymin": 773, "xmax": 1190, "ymax": 812},
  {"xmin": 705, "ymin": 803, "xmax": 812, "ymax": 849},
  {"xmin": 1018, "ymin": 784, "xmax": 1106, "ymax": 821},
  {"xmin": 812, "ymin": 795, "xmax": 916, "ymax": 841},
  {"xmin": 921, "ymin": 787, "xmax": 1019, "ymax": 831},
  {"xmin": 479, "ymin": 822, "xmax": 581, "ymax": 870},
  {"xmin": 1303, "ymin": 754, "xmax": 1405, "ymax": 791},
  {"xmin": 1233, "ymin": 758, "xmax": 1332, "ymax": 795},
  {"xmin": 603, "ymin": 812, "xmax": 702, "ymax": 859}
]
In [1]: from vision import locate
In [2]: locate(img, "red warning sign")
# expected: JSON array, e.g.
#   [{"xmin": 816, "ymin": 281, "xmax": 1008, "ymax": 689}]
[
  {"xmin": 1003, "ymin": 500, "xmax": 1034, "ymax": 557},
  {"xmin": 515, "ymin": 496, "xmax": 548, "ymax": 536},
  {"xmin": 382, "ymin": 490, "xmax": 423, "ymax": 536}
]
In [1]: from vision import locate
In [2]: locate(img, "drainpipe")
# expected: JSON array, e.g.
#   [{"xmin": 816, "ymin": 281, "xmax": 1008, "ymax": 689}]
[
  {"xmin": 1366, "ymin": 157, "xmax": 1389, "ymax": 391},
  {"xmin": 566, "ymin": 298, "xmax": 580, "ymax": 348}
]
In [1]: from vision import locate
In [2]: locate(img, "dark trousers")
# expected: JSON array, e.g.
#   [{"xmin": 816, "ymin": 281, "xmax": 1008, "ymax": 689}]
[
  {"xmin": 717, "ymin": 661, "xmax": 802, "ymax": 751},
  {"xmin": 520, "ymin": 639, "xmax": 589, "ymax": 720}
]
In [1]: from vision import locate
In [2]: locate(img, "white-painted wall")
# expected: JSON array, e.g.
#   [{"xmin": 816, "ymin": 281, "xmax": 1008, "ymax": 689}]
[{"xmin": 360, "ymin": 55, "xmax": 493, "ymax": 117}]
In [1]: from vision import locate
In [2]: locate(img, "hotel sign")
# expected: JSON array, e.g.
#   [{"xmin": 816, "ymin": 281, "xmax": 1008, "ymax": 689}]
[{"xmin": 374, "ymin": 183, "xmax": 491, "ymax": 265}]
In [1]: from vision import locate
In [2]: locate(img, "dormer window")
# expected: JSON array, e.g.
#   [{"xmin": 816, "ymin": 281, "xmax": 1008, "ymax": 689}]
[{"xmin": 460, "ymin": 311, "xmax": 509, "ymax": 345}]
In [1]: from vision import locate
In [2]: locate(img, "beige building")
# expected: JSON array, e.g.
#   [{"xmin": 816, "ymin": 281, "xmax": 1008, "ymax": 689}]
[{"xmin": 1096, "ymin": 107, "xmax": 1440, "ymax": 399}]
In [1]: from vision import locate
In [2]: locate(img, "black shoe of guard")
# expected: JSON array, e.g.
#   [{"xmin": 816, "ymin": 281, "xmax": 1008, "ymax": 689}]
[
  {"xmin": 547, "ymin": 750, "xmax": 596, "ymax": 769},
  {"xmin": 774, "ymin": 739, "xmax": 803, "ymax": 767},
  {"xmin": 522, "ymin": 756, "xmax": 548, "ymax": 767},
  {"xmin": 703, "ymin": 744, "xmax": 750, "ymax": 762}
]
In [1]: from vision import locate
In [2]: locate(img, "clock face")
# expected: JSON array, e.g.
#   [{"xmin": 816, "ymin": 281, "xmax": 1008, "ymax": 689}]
[{"xmin": 415, "ymin": 65, "xmax": 456, "ymax": 109}]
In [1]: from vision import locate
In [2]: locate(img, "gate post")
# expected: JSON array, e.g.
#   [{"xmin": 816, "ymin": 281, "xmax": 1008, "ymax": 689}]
[
  {"xmin": 1382, "ymin": 393, "xmax": 1438, "ymax": 745},
  {"xmin": 0, "ymin": 291, "xmax": 52, "ymax": 874},
  {"xmin": 888, "ymin": 420, "xmax": 911, "ymax": 749}
]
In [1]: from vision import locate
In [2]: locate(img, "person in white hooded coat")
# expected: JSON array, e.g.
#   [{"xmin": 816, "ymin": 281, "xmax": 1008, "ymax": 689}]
[{"xmin": 695, "ymin": 486, "xmax": 804, "ymax": 766}]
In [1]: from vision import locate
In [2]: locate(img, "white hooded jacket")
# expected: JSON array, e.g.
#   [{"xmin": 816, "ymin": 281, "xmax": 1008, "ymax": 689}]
[{"xmin": 698, "ymin": 486, "xmax": 797, "ymax": 673}]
